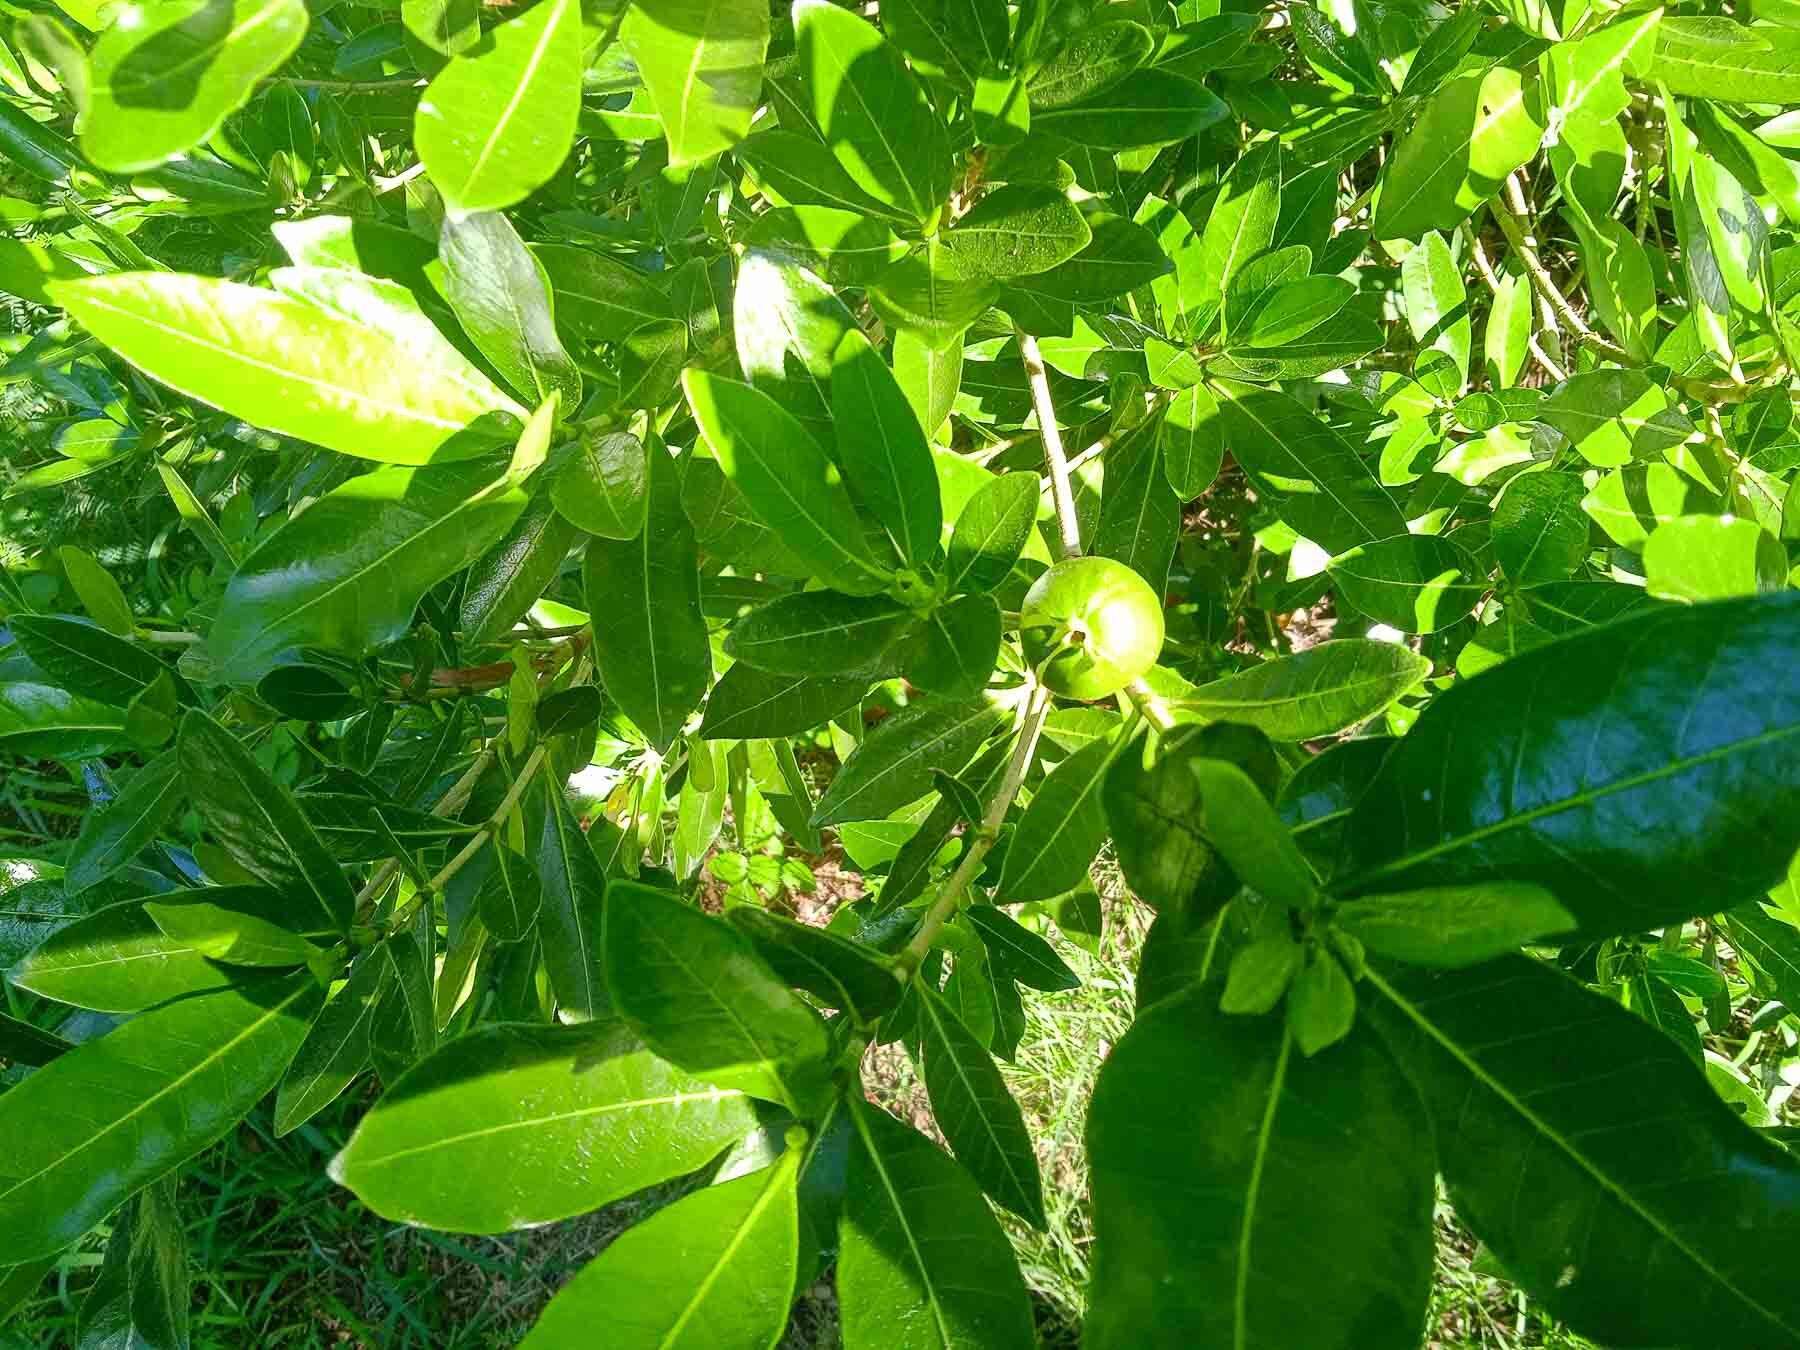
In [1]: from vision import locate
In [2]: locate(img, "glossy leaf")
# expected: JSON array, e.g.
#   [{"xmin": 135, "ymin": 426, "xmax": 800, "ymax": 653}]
[
  {"xmin": 684, "ymin": 369, "xmax": 891, "ymax": 595},
  {"xmin": 838, "ymin": 1098, "xmax": 1036, "ymax": 1350},
  {"xmin": 1340, "ymin": 593, "xmax": 1800, "ymax": 936},
  {"xmin": 585, "ymin": 444, "xmax": 710, "ymax": 748},
  {"xmin": 623, "ymin": 0, "xmax": 768, "ymax": 167},
  {"xmin": 1176, "ymin": 640, "xmax": 1430, "ymax": 740},
  {"xmin": 812, "ymin": 697, "xmax": 1006, "ymax": 826},
  {"xmin": 0, "ymin": 973, "xmax": 319, "ymax": 1262},
  {"xmin": 535, "ymin": 774, "xmax": 610, "ymax": 1020},
  {"xmin": 604, "ymin": 880, "xmax": 832, "ymax": 1111},
  {"xmin": 915, "ymin": 983, "xmax": 1044, "ymax": 1226},
  {"xmin": 1367, "ymin": 955, "xmax": 1800, "ymax": 1348},
  {"xmin": 699, "ymin": 664, "xmax": 868, "ymax": 740},
  {"xmin": 54, "ymin": 273, "xmax": 523, "ymax": 466},
  {"xmin": 522, "ymin": 1152, "xmax": 799, "ymax": 1350},
  {"xmin": 332, "ymin": 1020, "xmax": 756, "ymax": 1231},
  {"xmin": 999, "ymin": 737, "xmax": 1120, "ymax": 904},
  {"xmin": 180, "ymin": 711, "xmax": 355, "ymax": 932},
  {"xmin": 414, "ymin": 0, "xmax": 582, "ymax": 213},
  {"xmin": 1088, "ymin": 984, "xmax": 1433, "ymax": 1349},
  {"xmin": 83, "ymin": 0, "xmax": 308, "ymax": 173}
]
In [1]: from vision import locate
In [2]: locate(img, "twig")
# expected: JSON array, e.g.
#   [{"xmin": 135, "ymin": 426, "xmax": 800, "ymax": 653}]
[
  {"xmin": 1125, "ymin": 677, "xmax": 1178, "ymax": 733},
  {"xmin": 1468, "ymin": 229, "xmax": 1570, "ymax": 383},
  {"xmin": 895, "ymin": 687, "xmax": 1051, "ymax": 975},
  {"xmin": 1493, "ymin": 176, "xmax": 1632, "ymax": 364},
  {"xmin": 1017, "ymin": 327, "xmax": 1083, "ymax": 558}
]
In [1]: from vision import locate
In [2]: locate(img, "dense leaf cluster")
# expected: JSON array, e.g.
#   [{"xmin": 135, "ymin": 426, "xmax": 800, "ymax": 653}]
[{"xmin": 1, "ymin": 0, "xmax": 1799, "ymax": 1344}]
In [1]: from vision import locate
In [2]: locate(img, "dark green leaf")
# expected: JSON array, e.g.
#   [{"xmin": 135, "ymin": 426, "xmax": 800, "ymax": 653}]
[
  {"xmin": 1340, "ymin": 593, "xmax": 1800, "ymax": 936},
  {"xmin": 0, "ymin": 973, "xmax": 320, "ymax": 1262},
  {"xmin": 1087, "ymin": 985, "xmax": 1433, "ymax": 1348}
]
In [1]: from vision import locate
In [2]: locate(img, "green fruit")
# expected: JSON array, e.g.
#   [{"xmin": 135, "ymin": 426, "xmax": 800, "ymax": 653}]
[{"xmin": 1019, "ymin": 556, "xmax": 1165, "ymax": 699}]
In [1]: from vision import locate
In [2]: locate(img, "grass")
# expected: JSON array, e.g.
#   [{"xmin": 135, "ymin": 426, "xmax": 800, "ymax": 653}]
[{"xmin": 5, "ymin": 883, "xmax": 1593, "ymax": 1350}]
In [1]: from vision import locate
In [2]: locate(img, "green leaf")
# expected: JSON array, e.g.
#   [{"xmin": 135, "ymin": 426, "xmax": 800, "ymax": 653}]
[
  {"xmin": 906, "ymin": 593, "xmax": 1001, "ymax": 700},
  {"xmin": 1335, "ymin": 882, "xmax": 1575, "ymax": 966},
  {"xmin": 838, "ymin": 1098, "xmax": 1037, "ymax": 1350},
  {"xmin": 1366, "ymin": 955, "xmax": 1800, "ymax": 1349},
  {"xmin": 82, "ymin": 0, "xmax": 309, "ymax": 173},
  {"xmin": 1176, "ymin": 640, "xmax": 1430, "ymax": 740},
  {"xmin": 830, "ymin": 328, "xmax": 942, "ymax": 564},
  {"xmin": 1219, "ymin": 934, "xmax": 1300, "ymax": 1015},
  {"xmin": 274, "ymin": 948, "xmax": 388, "ymax": 1135},
  {"xmin": 331, "ymin": 1020, "xmax": 757, "ymax": 1231},
  {"xmin": 1092, "ymin": 424, "xmax": 1179, "ymax": 594},
  {"xmin": 415, "ymin": 0, "xmax": 582, "ymax": 213},
  {"xmin": 1103, "ymin": 729, "xmax": 1235, "ymax": 916},
  {"xmin": 1339, "ymin": 593, "xmax": 1800, "ymax": 936},
  {"xmin": 792, "ymin": 0, "xmax": 949, "ymax": 226},
  {"xmin": 533, "ymin": 243, "xmax": 673, "ymax": 342},
  {"xmin": 477, "ymin": 842, "xmax": 542, "ymax": 942},
  {"xmin": 999, "ymin": 737, "xmax": 1120, "ymax": 903},
  {"xmin": 63, "ymin": 750, "xmax": 181, "ymax": 895},
  {"xmin": 881, "ymin": 0, "xmax": 1007, "ymax": 90},
  {"xmin": 210, "ymin": 457, "xmax": 526, "ymax": 684},
  {"xmin": 1027, "ymin": 21, "xmax": 1153, "ymax": 108},
  {"xmin": 1031, "ymin": 69, "xmax": 1227, "ymax": 149},
  {"xmin": 699, "ymin": 664, "xmax": 868, "ymax": 740},
  {"xmin": 725, "ymin": 906, "xmax": 901, "ymax": 1022},
  {"xmin": 1328, "ymin": 533, "xmax": 1487, "ymax": 634},
  {"xmin": 1007, "ymin": 215, "xmax": 1170, "ymax": 305},
  {"xmin": 604, "ymin": 881, "xmax": 832, "ymax": 1111},
  {"xmin": 1491, "ymin": 472, "xmax": 1589, "ymax": 585},
  {"xmin": 1087, "ymin": 984, "xmax": 1433, "ymax": 1348},
  {"xmin": 54, "ymin": 273, "xmax": 523, "ymax": 466},
  {"xmin": 1375, "ymin": 66, "xmax": 1545, "ymax": 240},
  {"xmin": 57, "ymin": 544, "xmax": 135, "ymax": 636},
  {"xmin": 0, "ymin": 973, "xmax": 319, "ymax": 1262},
  {"xmin": 440, "ymin": 211, "xmax": 582, "ymax": 413},
  {"xmin": 8, "ymin": 614, "xmax": 171, "ymax": 707},
  {"xmin": 965, "ymin": 905, "xmax": 1078, "ymax": 992},
  {"xmin": 551, "ymin": 429, "xmax": 646, "ymax": 540},
  {"xmin": 622, "ymin": 0, "xmax": 769, "ymax": 167},
  {"xmin": 945, "ymin": 471, "xmax": 1040, "ymax": 594},
  {"xmin": 869, "ymin": 245, "xmax": 1001, "ymax": 349},
  {"xmin": 941, "ymin": 186, "xmax": 1091, "ymax": 281},
  {"xmin": 737, "ymin": 131, "xmax": 912, "ymax": 226},
  {"xmin": 0, "ymin": 683, "xmax": 128, "ymax": 760},
  {"xmin": 585, "ymin": 444, "xmax": 710, "ymax": 748},
  {"xmin": 1196, "ymin": 140, "xmax": 1281, "ymax": 330},
  {"xmin": 1187, "ymin": 759, "xmax": 1316, "ymax": 910},
  {"xmin": 813, "ymin": 696, "xmax": 1006, "ymax": 826},
  {"xmin": 1643, "ymin": 514, "xmax": 1788, "ymax": 603},
  {"xmin": 726, "ymin": 591, "xmax": 914, "ymax": 677},
  {"xmin": 914, "ymin": 983, "xmax": 1044, "ymax": 1226},
  {"xmin": 1399, "ymin": 231, "xmax": 1470, "ymax": 384},
  {"xmin": 76, "ymin": 1176, "xmax": 188, "ymax": 1350},
  {"xmin": 521, "ymin": 1151, "xmax": 799, "ymax": 1350},
  {"xmin": 1537, "ymin": 368, "xmax": 1689, "ymax": 468},
  {"xmin": 1213, "ymin": 381, "xmax": 1409, "ymax": 554},
  {"xmin": 1159, "ymin": 384, "xmax": 1224, "ymax": 498},
  {"xmin": 180, "ymin": 711, "xmax": 355, "ymax": 932},
  {"xmin": 684, "ymin": 369, "xmax": 892, "ymax": 595},
  {"xmin": 894, "ymin": 328, "xmax": 962, "ymax": 441},
  {"xmin": 459, "ymin": 493, "xmax": 581, "ymax": 649},
  {"xmin": 7, "ymin": 898, "xmax": 235, "ymax": 1012},
  {"xmin": 144, "ymin": 892, "xmax": 322, "ymax": 966},
  {"xmin": 1651, "ymin": 16, "xmax": 1800, "ymax": 105},
  {"xmin": 1581, "ymin": 462, "xmax": 1721, "ymax": 550},
  {"xmin": 535, "ymin": 773, "xmax": 610, "ymax": 1021}
]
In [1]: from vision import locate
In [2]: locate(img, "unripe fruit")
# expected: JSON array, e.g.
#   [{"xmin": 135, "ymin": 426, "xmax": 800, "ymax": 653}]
[{"xmin": 1019, "ymin": 556, "xmax": 1164, "ymax": 700}]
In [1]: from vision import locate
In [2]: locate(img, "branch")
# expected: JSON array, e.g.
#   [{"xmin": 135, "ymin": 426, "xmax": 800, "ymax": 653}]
[
  {"xmin": 1017, "ymin": 327, "xmax": 1083, "ymax": 558},
  {"xmin": 895, "ymin": 686, "xmax": 1052, "ymax": 975},
  {"xmin": 1493, "ymin": 176, "xmax": 1631, "ymax": 365}
]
